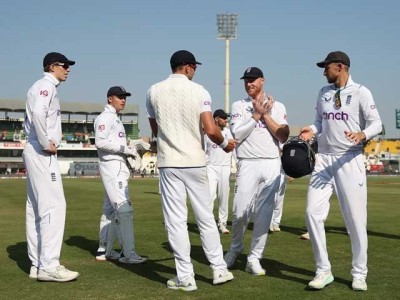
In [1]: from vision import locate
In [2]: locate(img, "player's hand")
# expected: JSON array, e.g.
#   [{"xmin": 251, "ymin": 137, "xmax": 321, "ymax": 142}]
[
  {"xmin": 299, "ymin": 127, "xmax": 314, "ymax": 142},
  {"xmin": 124, "ymin": 145, "xmax": 137, "ymax": 158},
  {"xmin": 45, "ymin": 140, "xmax": 57, "ymax": 154},
  {"xmin": 344, "ymin": 131, "xmax": 366, "ymax": 145},
  {"xmin": 252, "ymin": 95, "xmax": 273, "ymax": 117},
  {"xmin": 223, "ymin": 138, "xmax": 237, "ymax": 153}
]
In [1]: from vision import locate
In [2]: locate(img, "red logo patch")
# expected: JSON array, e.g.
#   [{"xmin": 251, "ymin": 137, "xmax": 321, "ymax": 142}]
[
  {"xmin": 98, "ymin": 125, "xmax": 105, "ymax": 132},
  {"xmin": 40, "ymin": 90, "xmax": 48, "ymax": 97}
]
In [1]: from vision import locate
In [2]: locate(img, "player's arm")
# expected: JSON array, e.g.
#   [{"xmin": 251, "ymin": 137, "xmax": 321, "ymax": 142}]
[
  {"xmin": 230, "ymin": 101, "xmax": 255, "ymax": 142},
  {"xmin": 30, "ymin": 83, "xmax": 57, "ymax": 153},
  {"xmin": 300, "ymin": 90, "xmax": 323, "ymax": 142},
  {"xmin": 345, "ymin": 88, "xmax": 382, "ymax": 145},
  {"xmin": 262, "ymin": 101, "xmax": 289, "ymax": 144},
  {"xmin": 146, "ymin": 88, "xmax": 158, "ymax": 137},
  {"xmin": 201, "ymin": 89, "xmax": 235, "ymax": 152}
]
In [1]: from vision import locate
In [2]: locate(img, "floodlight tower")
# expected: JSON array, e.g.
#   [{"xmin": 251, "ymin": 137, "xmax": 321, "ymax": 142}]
[{"xmin": 217, "ymin": 13, "xmax": 238, "ymax": 113}]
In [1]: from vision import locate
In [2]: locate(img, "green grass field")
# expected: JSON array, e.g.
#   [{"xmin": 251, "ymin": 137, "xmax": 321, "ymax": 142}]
[{"xmin": 0, "ymin": 176, "xmax": 399, "ymax": 299}]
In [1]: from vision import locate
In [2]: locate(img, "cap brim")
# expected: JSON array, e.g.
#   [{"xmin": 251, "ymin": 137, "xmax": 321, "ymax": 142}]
[
  {"xmin": 240, "ymin": 75, "xmax": 260, "ymax": 80},
  {"xmin": 195, "ymin": 61, "xmax": 202, "ymax": 65},
  {"xmin": 316, "ymin": 60, "xmax": 328, "ymax": 68},
  {"xmin": 109, "ymin": 92, "xmax": 131, "ymax": 97}
]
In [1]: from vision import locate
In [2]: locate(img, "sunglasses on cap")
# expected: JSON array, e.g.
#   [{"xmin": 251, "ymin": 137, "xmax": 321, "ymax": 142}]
[
  {"xmin": 334, "ymin": 90, "xmax": 341, "ymax": 108},
  {"xmin": 53, "ymin": 62, "xmax": 70, "ymax": 70}
]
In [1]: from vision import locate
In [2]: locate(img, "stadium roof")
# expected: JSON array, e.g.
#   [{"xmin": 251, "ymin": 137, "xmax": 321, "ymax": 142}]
[{"xmin": 0, "ymin": 99, "xmax": 139, "ymax": 116}]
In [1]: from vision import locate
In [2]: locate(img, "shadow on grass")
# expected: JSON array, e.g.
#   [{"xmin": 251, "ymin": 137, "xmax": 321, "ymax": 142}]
[
  {"xmin": 65, "ymin": 236, "xmax": 212, "ymax": 286},
  {"xmin": 281, "ymin": 225, "xmax": 400, "ymax": 240},
  {"xmin": 6, "ymin": 242, "xmax": 31, "ymax": 276}
]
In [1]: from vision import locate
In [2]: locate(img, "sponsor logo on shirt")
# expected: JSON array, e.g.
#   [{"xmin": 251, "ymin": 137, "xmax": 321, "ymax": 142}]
[
  {"xmin": 118, "ymin": 132, "xmax": 125, "ymax": 138},
  {"xmin": 98, "ymin": 124, "xmax": 105, "ymax": 132},
  {"xmin": 212, "ymin": 143, "xmax": 218, "ymax": 148},
  {"xmin": 245, "ymin": 106, "xmax": 254, "ymax": 113},
  {"xmin": 40, "ymin": 90, "xmax": 48, "ymax": 97},
  {"xmin": 324, "ymin": 97, "xmax": 331, "ymax": 102},
  {"xmin": 204, "ymin": 100, "xmax": 211, "ymax": 106},
  {"xmin": 231, "ymin": 113, "xmax": 242, "ymax": 120},
  {"xmin": 322, "ymin": 111, "xmax": 349, "ymax": 120}
]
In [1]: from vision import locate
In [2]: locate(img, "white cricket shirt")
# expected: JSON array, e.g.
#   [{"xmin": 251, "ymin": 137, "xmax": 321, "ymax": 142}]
[
  {"xmin": 24, "ymin": 73, "xmax": 62, "ymax": 150},
  {"xmin": 230, "ymin": 98, "xmax": 288, "ymax": 159},
  {"xmin": 309, "ymin": 76, "xmax": 382, "ymax": 155}
]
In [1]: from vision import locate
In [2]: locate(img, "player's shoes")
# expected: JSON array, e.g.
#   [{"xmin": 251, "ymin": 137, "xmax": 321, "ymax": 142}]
[
  {"xmin": 96, "ymin": 250, "xmax": 123, "ymax": 261},
  {"xmin": 300, "ymin": 232, "xmax": 310, "ymax": 240},
  {"xmin": 118, "ymin": 251, "xmax": 147, "ymax": 264},
  {"xmin": 167, "ymin": 274, "xmax": 197, "ymax": 292},
  {"xmin": 308, "ymin": 272, "xmax": 334, "ymax": 289},
  {"xmin": 352, "ymin": 278, "xmax": 367, "ymax": 291},
  {"xmin": 37, "ymin": 265, "xmax": 79, "ymax": 282},
  {"xmin": 224, "ymin": 250, "xmax": 239, "ymax": 268},
  {"xmin": 29, "ymin": 265, "xmax": 38, "ymax": 279},
  {"xmin": 213, "ymin": 269, "xmax": 234, "ymax": 285},
  {"xmin": 270, "ymin": 224, "xmax": 281, "ymax": 232},
  {"xmin": 218, "ymin": 222, "xmax": 230, "ymax": 234},
  {"xmin": 245, "ymin": 260, "xmax": 266, "ymax": 276}
]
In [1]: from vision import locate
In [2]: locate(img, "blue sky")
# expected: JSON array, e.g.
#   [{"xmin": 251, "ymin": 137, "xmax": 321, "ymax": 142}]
[{"xmin": 1, "ymin": 0, "xmax": 399, "ymax": 138}]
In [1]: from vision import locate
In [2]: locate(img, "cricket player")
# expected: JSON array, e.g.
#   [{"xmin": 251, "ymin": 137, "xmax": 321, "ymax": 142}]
[
  {"xmin": 23, "ymin": 52, "xmax": 79, "ymax": 282},
  {"xmin": 146, "ymin": 50, "xmax": 235, "ymax": 291},
  {"xmin": 224, "ymin": 67, "xmax": 289, "ymax": 276},
  {"xmin": 94, "ymin": 86, "xmax": 147, "ymax": 264},
  {"xmin": 300, "ymin": 51, "xmax": 382, "ymax": 291},
  {"xmin": 205, "ymin": 109, "xmax": 234, "ymax": 234}
]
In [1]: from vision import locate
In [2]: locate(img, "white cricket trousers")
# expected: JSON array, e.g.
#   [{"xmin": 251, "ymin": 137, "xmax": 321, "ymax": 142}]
[
  {"xmin": 23, "ymin": 142, "xmax": 66, "ymax": 270},
  {"xmin": 271, "ymin": 171, "xmax": 286, "ymax": 227},
  {"xmin": 306, "ymin": 152, "xmax": 368, "ymax": 280},
  {"xmin": 230, "ymin": 158, "xmax": 281, "ymax": 262},
  {"xmin": 159, "ymin": 167, "xmax": 227, "ymax": 281},
  {"xmin": 99, "ymin": 160, "xmax": 130, "ymax": 210},
  {"xmin": 206, "ymin": 164, "xmax": 231, "ymax": 224}
]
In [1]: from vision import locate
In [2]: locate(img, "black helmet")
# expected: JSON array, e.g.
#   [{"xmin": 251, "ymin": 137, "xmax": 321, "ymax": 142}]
[{"xmin": 281, "ymin": 137, "xmax": 316, "ymax": 178}]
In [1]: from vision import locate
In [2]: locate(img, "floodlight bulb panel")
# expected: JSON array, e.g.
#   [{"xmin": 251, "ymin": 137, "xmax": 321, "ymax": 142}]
[{"xmin": 217, "ymin": 13, "xmax": 238, "ymax": 39}]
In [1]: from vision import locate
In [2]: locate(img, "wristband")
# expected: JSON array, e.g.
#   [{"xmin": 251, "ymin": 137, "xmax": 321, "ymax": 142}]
[{"xmin": 219, "ymin": 138, "xmax": 229, "ymax": 149}]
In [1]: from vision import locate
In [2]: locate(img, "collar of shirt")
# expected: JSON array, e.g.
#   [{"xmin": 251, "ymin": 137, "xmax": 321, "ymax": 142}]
[
  {"xmin": 104, "ymin": 104, "xmax": 117, "ymax": 114},
  {"xmin": 332, "ymin": 75, "xmax": 355, "ymax": 91},
  {"xmin": 43, "ymin": 72, "xmax": 61, "ymax": 87},
  {"xmin": 169, "ymin": 74, "xmax": 189, "ymax": 80}
]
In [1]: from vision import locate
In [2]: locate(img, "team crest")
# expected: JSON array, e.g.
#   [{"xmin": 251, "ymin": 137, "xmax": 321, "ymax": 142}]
[{"xmin": 346, "ymin": 95, "xmax": 352, "ymax": 105}]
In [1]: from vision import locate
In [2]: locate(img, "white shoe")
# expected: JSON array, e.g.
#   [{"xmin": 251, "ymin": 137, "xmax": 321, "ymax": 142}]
[
  {"xmin": 167, "ymin": 274, "xmax": 197, "ymax": 292},
  {"xmin": 96, "ymin": 249, "xmax": 122, "ymax": 261},
  {"xmin": 300, "ymin": 232, "xmax": 310, "ymax": 240},
  {"xmin": 118, "ymin": 252, "xmax": 147, "ymax": 264},
  {"xmin": 37, "ymin": 265, "xmax": 79, "ymax": 282},
  {"xmin": 224, "ymin": 251, "xmax": 238, "ymax": 268},
  {"xmin": 213, "ymin": 269, "xmax": 234, "ymax": 285},
  {"xmin": 308, "ymin": 272, "xmax": 334, "ymax": 289},
  {"xmin": 218, "ymin": 223, "xmax": 230, "ymax": 234},
  {"xmin": 29, "ymin": 265, "xmax": 38, "ymax": 279},
  {"xmin": 352, "ymin": 278, "xmax": 367, "ymax": 291},
  {"xmin": 245, "ymin": 260, "xmax": 266, "ymax": 276}
]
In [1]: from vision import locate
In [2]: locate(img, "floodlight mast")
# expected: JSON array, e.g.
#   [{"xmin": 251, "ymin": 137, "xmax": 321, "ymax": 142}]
[{"xmin": 217, "ymin": 13, "xmax": 238, "ymax": 113}]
